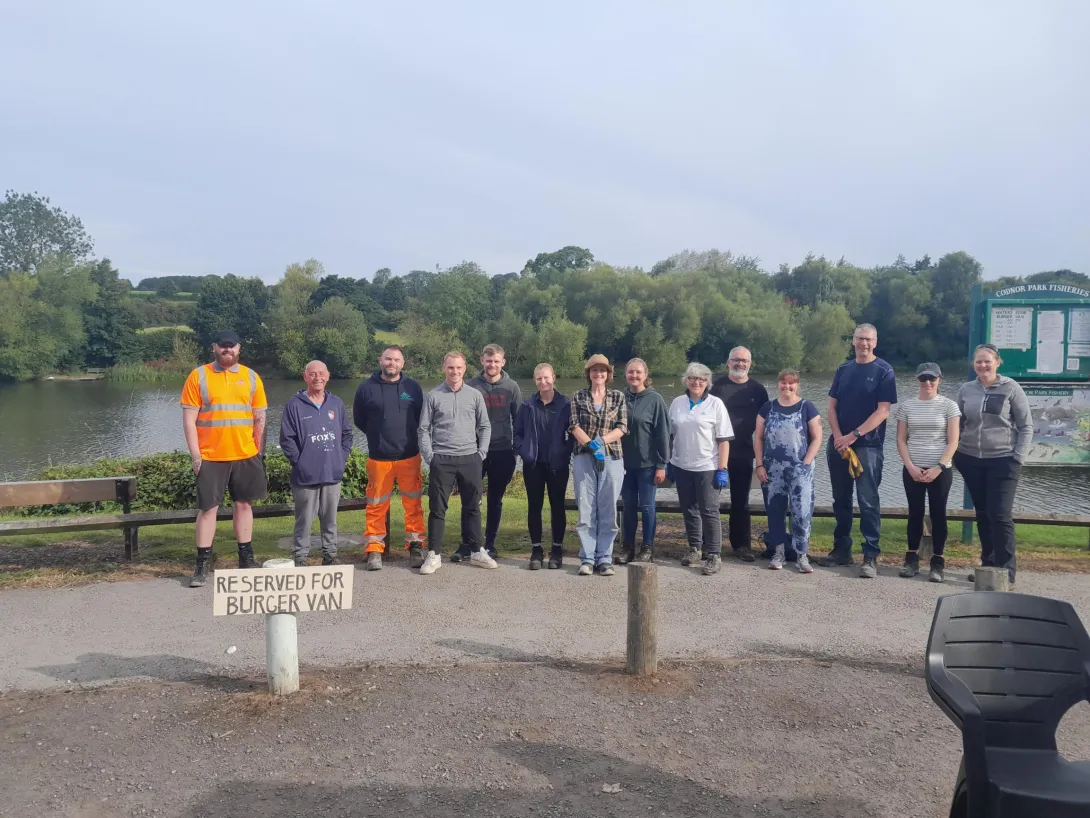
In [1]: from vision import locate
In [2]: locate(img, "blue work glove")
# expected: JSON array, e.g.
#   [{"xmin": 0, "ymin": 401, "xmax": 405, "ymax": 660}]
[
  {"xmin": 588, "ymin": 436, "xmax": 604, "ymax": 453},
  {"xmin": 715, "ymin": 468, "xmax": 730, "ymax": 489},
  {"xmin": 592, "ymin": 447, "xmax": 606, "ymax": 462}
]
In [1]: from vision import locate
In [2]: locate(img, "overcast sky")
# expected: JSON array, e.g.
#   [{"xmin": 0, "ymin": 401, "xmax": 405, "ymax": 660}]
[{"xmin": 3, "ymin": 1, "xmax": 1088, "ymax": 284}]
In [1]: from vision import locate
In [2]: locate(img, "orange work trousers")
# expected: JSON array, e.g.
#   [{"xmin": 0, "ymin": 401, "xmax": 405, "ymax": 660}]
[{"xmin": 365, "ymin": 454, "xmax": 426, "ymax": 553}]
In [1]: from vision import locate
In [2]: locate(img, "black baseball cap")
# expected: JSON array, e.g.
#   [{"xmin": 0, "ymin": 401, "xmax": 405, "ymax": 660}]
[
  {"xmin": 213, "ymin": 330, "xmax": 240, "ymax": 347},
  {"xmin": 916, "ymin": 362, "xmax": 942, "ymax": 378}
]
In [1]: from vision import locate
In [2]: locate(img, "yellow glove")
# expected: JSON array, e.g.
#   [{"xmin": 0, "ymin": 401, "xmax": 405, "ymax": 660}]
[{"xmin": 841, "ymin": 446, "xmax": 864, "ymax": 479}]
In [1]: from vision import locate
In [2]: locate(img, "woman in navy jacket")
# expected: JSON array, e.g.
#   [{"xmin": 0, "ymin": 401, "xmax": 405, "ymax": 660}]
[{"xmin": 513, "ymin": 363, "xmax": 574, "ymax": 570}]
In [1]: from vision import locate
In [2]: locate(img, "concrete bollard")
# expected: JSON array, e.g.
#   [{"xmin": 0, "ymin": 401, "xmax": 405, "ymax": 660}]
[
  {"xmin": 263, "ymin": 558, "xmax": 300, "ymax": 695},
  {"xmin": 626, "ymin": 563, "xmax": 658, "ymax": 677},
  {"xmin": 974, "ymin": 566, "xmax": 1010, "ymax": 593}
]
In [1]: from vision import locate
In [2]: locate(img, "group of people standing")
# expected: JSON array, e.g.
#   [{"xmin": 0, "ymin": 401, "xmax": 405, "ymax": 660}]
[{"xmin": 179, "ymin": 324, "xmax": 1032, "ymax": 588}]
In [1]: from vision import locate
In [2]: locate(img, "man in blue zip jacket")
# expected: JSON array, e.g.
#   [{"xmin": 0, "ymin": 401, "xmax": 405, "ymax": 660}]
[{"xmin": 280, "ymin": 360, "xmax": 354, "ymax": 566}]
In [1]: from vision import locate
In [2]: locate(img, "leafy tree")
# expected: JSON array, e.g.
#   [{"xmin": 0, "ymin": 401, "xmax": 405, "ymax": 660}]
[
  {"xmin": 523, "ymin": 246, "xmax": 594, "ymax": 287},
  {"xmin": 925, "ymin": 251, "xmax": 982, "ymax": 358},
  {"xmin": 416, "ymin": 262, "xmax": 493, "ymax": 347},
  {"xmin": 84, "ymin": 259, "xmax": 137, "ymax": 368},
  {"xmin": 135, "ymin": 275, "xmax": 210, "ymax": 294},
  {"xmin": 631, "ymin": 319, "xmax": 688, "ymax": 381},
  {"xmin": 397, "ymin": 314, "xmax": 467, "ymax": 378},
  {"xmin": 532, "ymin": 313, "xmax": 588, "ymax": 378},
  {"xmin": 797, "ymin": 302, "xmax": 855, "ymax": 371},
  {"xmin": 866, "ymin": 264, "xmax": 934, "ymax": 362},
  {"xmin": 190, "ymin": 274, "xmax": 271, "ymax": 357},
  {"xmin": 269, "ymin": 259, "xmax": 321, "ymax": 373},
  {"xmin": 380, "ymin": 276, "xmax": 407, "ymax": 313},
  {"xmin": 157, "ymin": 280, "xmax": 180, "ymax": 297},
  {"xmin": 1027, "ymin": 269, "xmax": 1090, "ymax": 289},
  {"xmin": 0, "ymin": 191, "xmax": 94, "ymax": 275},
  {"xmin": 307, "ymin": 298, "xmax": 373, "ymax": 378}
]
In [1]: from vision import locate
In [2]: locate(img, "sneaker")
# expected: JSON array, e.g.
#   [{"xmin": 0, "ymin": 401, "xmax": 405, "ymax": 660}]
[
  {"xmin": 450, "ymin": 545, "xmax": 472, "ymax": 563},
  {"xmin": 769, "ymin": 546, "xmax": 785, "ymax": 571},
  {"xmin": 899, "ymin": 554, "xmax": 920, "ymax": 578},
  {"xmin": 702, "ymin": 555, "xmax": 722, "ymax": 575},
  {"xmin": 189, "ymin": 549, "xmax": 212, "ymax": 588},
  {"xmin": 470, "ymin": 550, "xmax": 498, "ymax": 569},
  {"xmin": 237, "ymin": 543, "xmax": 257, "ymax": 569},
  {"xmin": 681, "ymin": 547, "xmax": 701, "ymax": 567},
  {"xmin": 597, "ymin": 563, "xmax": 615, "ymax": 577},
  {"xmin": 734, "ymin": 547, "xmax": 756, "ymax": 563},
  {"xmin": 929, "ymin": 566, "xmax": 944, "ymax": 583},
  {"xmin": 636, "ymin": 546, "xmax": 654, "ymax": 563},
  {"xmin": 816, "ymin": 552, "xmax": 855, "ymax": 567},
  {"xmin": 366, "ymin": 552, "xmax": 383, "ymax": 571},
  {"xmin": 418, "ymin": 552, "xmax": 441, "ymax": 575},
  {"xmin": 860, "ymin": 557, "xmax": 877, "ymax": 579},
  {"xmin": 578, "ymin": 563, "xmax": 593, "ymax": 576},
  {"xmin": 408, "ymin": 544, "xmax": 425, "ymax": 569},
  {"xmin": 796, "ymin": 554, "xmax": 813, "ymax": 574},
  {"xmin": 529, "ymin": 545, "xmax": 544, "ymax": 571},
  {"xmin": 293, "ymin": 555, "xmax": 308, "ymax": 567},
  {"xmin": 321, "ymin": 554, "xmax": 337, "ymax": 566},
  {"xmin": 547, "ymin": 546, "xmax": 564, "ymax": 569},
  {"xmin": 617, "ymin": 545, "xmax": 636, "ymax": 565}
]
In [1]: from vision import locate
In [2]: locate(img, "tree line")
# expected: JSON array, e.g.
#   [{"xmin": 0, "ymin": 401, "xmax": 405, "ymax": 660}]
[{"xmin": 1, "ymin": 189, "xmax": 1087, "ymax": 381}]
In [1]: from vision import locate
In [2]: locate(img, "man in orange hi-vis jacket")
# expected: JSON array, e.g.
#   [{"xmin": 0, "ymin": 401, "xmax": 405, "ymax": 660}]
[
  {"xmin": 352, "ymin": 345, "xmax": 426, "ymax": 570},
  {"xmin": 180, "ymin": 330, "xmax": 268, "ymax": 588}
]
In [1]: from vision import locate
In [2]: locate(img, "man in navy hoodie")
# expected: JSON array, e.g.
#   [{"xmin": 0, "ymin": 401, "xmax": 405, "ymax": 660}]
[
  {"xmin": 280, "ymin": 360, "xmax": 354, "ymax": 566},
  {"xmin": 352, "ymin": 345, "xmax": 426, "ymax": 570}
]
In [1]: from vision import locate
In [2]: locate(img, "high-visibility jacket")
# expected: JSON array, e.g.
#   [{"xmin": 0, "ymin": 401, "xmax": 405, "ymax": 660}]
[{"xmin": 180, "ymin": 363, "xmax": 268, "ymax": 461}]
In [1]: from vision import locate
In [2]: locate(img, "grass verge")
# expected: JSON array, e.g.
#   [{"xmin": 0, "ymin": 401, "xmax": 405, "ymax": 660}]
[{"xmin": 1, "ymin": 500, "xmax": 1087, "ymax": 589}]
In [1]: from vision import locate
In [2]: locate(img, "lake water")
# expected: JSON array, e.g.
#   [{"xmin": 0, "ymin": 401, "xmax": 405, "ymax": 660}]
[{"xmin": 1, "ymin": 372, "xmax": 1086, "ymax": 513}]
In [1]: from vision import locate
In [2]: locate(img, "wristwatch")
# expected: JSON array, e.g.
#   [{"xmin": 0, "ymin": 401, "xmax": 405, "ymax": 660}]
[
  {"xmin": 939, "ymin": 462, "xmax": 952, "ymax": 472},
  {"xmin": 851, "ymin": 429, "xmax": 862, "ymax": 438}
]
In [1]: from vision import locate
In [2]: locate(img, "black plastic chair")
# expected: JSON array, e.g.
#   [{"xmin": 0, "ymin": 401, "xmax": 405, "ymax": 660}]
[{"xmin": 926, "ymin": 591, "xmax": 1090, "ymax": 817}]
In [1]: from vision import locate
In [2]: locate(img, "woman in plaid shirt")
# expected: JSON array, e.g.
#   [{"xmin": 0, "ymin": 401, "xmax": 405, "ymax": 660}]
[{"xmin": 569, "ymin": 354, "xmax": 629, "ymax": 576}]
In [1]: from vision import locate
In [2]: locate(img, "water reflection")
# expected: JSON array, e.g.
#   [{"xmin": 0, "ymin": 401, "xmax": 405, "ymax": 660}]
[{"xmin": 0, "ymin": 373, "xmax": 1086, "ymax": 514}]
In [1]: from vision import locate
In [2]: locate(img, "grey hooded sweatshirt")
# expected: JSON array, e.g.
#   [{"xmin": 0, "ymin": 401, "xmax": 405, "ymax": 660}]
[
  {"xmin": 956, "ymin": 376, "xmax": 1033, "ymax": 462},
  {"xmin": 418, "ymin": 381, "xmax": 491, "ymax": 465}
]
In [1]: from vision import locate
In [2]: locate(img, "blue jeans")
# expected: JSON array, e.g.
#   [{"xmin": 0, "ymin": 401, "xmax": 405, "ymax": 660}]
[
  {"xmin": 827, "ymin": 441, "xmax": 883, "ymax": 558},
  {"xmin": 573, "ymin": 454, "xmax": 624, "ymax": 566},
  {"xmin": 621, "ymin": 467, "xmax": 657, "ymax": 547}
]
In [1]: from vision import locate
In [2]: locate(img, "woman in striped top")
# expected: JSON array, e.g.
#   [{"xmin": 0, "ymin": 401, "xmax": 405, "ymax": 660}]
[{"xmin": 892, "ymin": 362, "xmax": 961, "ymax": 582}]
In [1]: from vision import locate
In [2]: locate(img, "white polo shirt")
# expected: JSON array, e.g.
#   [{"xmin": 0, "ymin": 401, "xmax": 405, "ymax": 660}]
[{"xmin": 668, "ymin": 393, "xmax": 734, "ymax": 471}]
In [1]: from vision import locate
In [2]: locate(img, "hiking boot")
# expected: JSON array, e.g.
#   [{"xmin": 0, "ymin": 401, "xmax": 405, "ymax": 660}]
[
  {"xmin": 408, "ymin": 544, "xmax": 425, "ymax": 569},
  {"xmin": 636, "ymin": 546, "xmax": 654, "ymax": 563},
  {"xmin": 929, "ymin": 565, "xmax": 945, "ymax": 583},
  {"xmin": 681, "ymin": 547, "xmax": 701, "ymax": 567},
  {"xmin": 450, "ymin": 544, "xmax": 472, "ymax": 563},
  {"xmin": 529, "ymin": 545, "xmax": 544, "ymax": 571},
  {"xmin": 547, "ymin": 545, "xmax": 564, "ymax": 569},
  {"xmin": 734, "ymin": 547, "xmax": 756, "ymax": 563},
  {"xmin": 702, "ymin": 555, "xmax": 722, "ymax": 575},
  {"xmin": 321, "ymin": 554, "xmax": 337, "ymax": 566},
  {"xmin": 816, "ymin": 551, "xmax": 854, "ymax": 567},
  {"xmin": 293, "ymin": 555, "xmax": 308, "ymax": 567},
  {"xmin": 597, "ymin": 563, "xmax": 615, "ymax": 577},
  {"xmin": 796, "ymin": 554, "xmax": 813, "ymax": 574},
  {"xmin": 419, "ymin": 552, "xmax": 441, "ymax": 575},
  {"xmin": 237, "ymin": 543, "xmax": 257, "ymax": 569},
  {"xmin": 470, "ymin": 550, "xmax": 499, "ymax": 569},
  {"xmin": 899, "ymin": 553, "xmax": 920, "ymax": 578},
  {"xmin": 578, "ymin": 563, "xmax": 593, "ymax": 576},
  {"xmin": 189, "ymin": 548, "xmax": 212, "ymax": 587},
  {"xmin": 366, "ymin": 552, "xmax": 383, "ymax": 571},
  {"xmin": 769, "ymin": 546, "xmax": 785, "ymax": 571},
  {"xmin": 860, "ymin": 557, "xmax": 877, "ymax": 579},
  {"xmin": 617, "ymin": 544, "xmax": 636, "ymax": 565}
]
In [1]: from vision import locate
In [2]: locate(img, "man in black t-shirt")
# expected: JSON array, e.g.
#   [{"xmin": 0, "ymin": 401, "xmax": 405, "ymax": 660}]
[{"xmin": 710, "ymin": 346, "xmax": 769, "ymax": 561}]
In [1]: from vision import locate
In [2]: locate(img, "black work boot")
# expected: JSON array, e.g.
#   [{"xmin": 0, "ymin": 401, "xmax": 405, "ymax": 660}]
[
  {"xmin": 547, "ymin": 545, "xmax": 564, "ymax": 569},
  {"xmin": 529, "ymin": 545, "xmax": 544, "ymax": 571},
  {"xmin": 321, "ymin": 553, "xmax": 337, "ymax": 566},
  {"xmin": 734, "ymin": 547, "xmax": 756, "ymax": 563},
  {"xmin": 237, "ymin": 543, "xmax": 257, "ymax": 569},
  {"xmin": 636, "ymin": 545, "xmax": 654, "ymax": 562},
  {"xmin": 190, "ymin": 548, "xmax": 213, "ymax": 588},
  {"xmin": 293, "ymin": 555, "xmax": 308, "ymax": 567},
  {"xmin": 929, "ymin": 555, "xmax": 945, "ymax": 583},
  {"xmin": 617, "ymin": 544, "xmax": 636, "ymax": 565},
  {"xmin": 899, "ymin": 551, "xmax": 920, "ymax": 578},
  {"xmin": 408, "ymin": 544, "xmax": 425, "ymax": 569}
]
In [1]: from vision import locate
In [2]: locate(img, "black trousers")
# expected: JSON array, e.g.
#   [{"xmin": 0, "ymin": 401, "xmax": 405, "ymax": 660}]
[
  {"xmin": 523, "ymin": 462, "xmax": 569, "ymax": 546},
  {"xmin": 726, "ymin": 456, "xmax": 754, "ymax": 551},
  {"xmin": 429, "ymin": 454, "xmax": 483, "ymax": 553},
  {"xmin": 954, "ymin": 452, "xmax": 1022, "ymax": 580},
  {"xmin": 901, "ymin": 466, "xmax": 953, "ymax": 558},
  {"xmin": 674, "ymin": 467, "xmax": 722, "ymax": 555},
  {"xmin": 473, "ymin": 450, "xmax": 517, "ymax": 549}
]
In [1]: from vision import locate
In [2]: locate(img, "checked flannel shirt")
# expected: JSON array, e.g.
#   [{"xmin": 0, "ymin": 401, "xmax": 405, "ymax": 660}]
[{"xmin": 568, "ymin": 388, "xmax": 629, "ymax": 459}]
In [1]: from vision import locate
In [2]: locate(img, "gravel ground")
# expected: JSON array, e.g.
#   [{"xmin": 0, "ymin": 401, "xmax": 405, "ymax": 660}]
[{"xmin": 9, "ymin": 658, "xmax": 1089, "ymax": 818}]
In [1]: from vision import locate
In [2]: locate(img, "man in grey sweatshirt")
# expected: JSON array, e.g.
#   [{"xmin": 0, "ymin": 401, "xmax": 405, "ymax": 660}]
[
  {"xmin": 417, "ymin": 351, "xmax": 493, "ymax": 574},
  {"xmin": 466, "ymin": 343, "xmax": 523, "ymax": 559}
]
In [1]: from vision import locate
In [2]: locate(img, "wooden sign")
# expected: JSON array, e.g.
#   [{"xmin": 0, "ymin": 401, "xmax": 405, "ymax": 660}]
[{"xmin": 212, "ymin": 566, "xmax": 353, "ymax": 616}]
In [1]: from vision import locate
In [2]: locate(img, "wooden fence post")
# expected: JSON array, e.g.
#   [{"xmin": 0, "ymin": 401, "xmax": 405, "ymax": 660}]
[{"xmin": 626, "ymin": 563, "xmax": 658, "ymax": 676}]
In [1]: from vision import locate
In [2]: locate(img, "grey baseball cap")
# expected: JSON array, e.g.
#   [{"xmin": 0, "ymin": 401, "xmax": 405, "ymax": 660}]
[{"xmin": 916, "ymin": 362, "xmax": 942, "ymax": 378}]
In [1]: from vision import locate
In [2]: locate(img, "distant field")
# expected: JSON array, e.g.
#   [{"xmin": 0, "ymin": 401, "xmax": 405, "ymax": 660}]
[
  {"xmin": 129, "ymin": 290, "xmax": 156, "ymax": 297},
  {"xmin": 135, "ymin": 325, "xmax": 194, "ymax": 335},
  {"xmin": 374, "ymin": 329, "xmax": 405, "ymax": 344}
]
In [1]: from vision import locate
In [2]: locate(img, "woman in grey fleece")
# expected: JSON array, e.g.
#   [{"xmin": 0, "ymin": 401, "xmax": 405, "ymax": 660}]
[{"xmin": 953, "ymin": 344, "xmax": 1032, "ymax": 584}]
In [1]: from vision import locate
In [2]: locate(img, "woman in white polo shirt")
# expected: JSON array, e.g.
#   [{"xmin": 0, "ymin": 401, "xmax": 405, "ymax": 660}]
[
  {"xmin": 668, "ymin": 362, "xmax": 734, "ymax": 576},
  {"xmin": 893, "ymin": 362, "xmax": 960, "ymax": 583}
]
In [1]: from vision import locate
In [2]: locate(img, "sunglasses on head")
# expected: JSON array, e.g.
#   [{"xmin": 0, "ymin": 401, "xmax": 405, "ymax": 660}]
[{"xmin": 918, "ymin": 375, "xmax": 938, "ymax": 383}]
